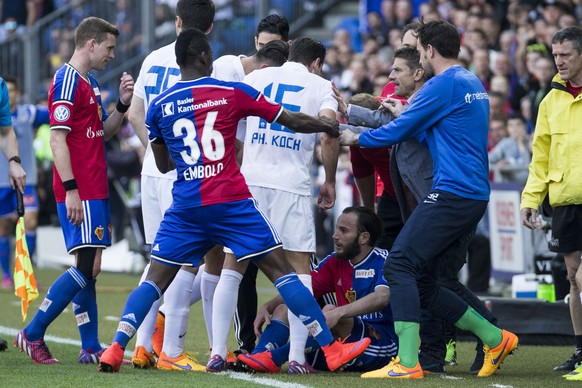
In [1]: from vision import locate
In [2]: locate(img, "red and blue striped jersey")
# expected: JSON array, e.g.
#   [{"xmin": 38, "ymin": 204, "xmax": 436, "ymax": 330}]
[
  {"xmin": 49, "ymin": 63, "xmax": 109, "ymax": 202},
  {"xmin": 146, "ymin": 77, "xmax": 283, "ymax": 208},
  {"xmin": 312, "ymin": 247, "xmax": 393, "ymax": 326}
]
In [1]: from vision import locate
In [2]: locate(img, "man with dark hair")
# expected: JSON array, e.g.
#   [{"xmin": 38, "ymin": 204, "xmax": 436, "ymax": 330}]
[
  {"xmin": 521, "ymin": 26, "xmax": 582, "ymax": 381},
  {"xmin": 14, "ymin": 16, "xmax": 134, "ymax": 365},
  {"xmin": 255, "ymin": 14, "xmax": 290, "ymax": 50},
  {"xmin": 340, "ymin": 20, "xmax": 518, "ymax": 379},
  {"xmin": 98, "ymin": 27, "xmax": 370, "ymax": 374},
  {"xmin": 127, "ymin": 0, "xmax": 215, "ymax": 371},
  {"xmin": 210, "ymin": 36, "xmax": 340, "ymax": 374},
  {"xmin": 238, "ymin": 206, "xmax": 397, "ymax": 374}
]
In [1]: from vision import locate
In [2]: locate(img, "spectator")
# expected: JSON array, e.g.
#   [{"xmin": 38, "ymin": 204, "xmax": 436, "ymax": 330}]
[{"xmin": 489, "ymin": 113, "xmax": 531, "ymax": 185}]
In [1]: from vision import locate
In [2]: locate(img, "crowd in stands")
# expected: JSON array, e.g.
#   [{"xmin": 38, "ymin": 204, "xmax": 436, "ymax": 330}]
[{"xmin": 1, "ymin": 0, "xmax": 578, "ymax": 267}]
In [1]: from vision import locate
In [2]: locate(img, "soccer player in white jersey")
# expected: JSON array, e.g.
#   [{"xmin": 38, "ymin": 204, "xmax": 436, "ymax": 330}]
[
  {"xmin": 209, "ymin": 36, "xmax": 340, "ymax": 373},
  {"xmin": 127, "ymin": 0, "xmax": 215, "ymax": 371}
]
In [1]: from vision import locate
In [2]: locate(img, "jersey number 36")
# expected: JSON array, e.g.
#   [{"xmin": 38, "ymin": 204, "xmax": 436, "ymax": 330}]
[{"xmin": 173, "ymin": 113, "xmax": 225, "ymax": 165}]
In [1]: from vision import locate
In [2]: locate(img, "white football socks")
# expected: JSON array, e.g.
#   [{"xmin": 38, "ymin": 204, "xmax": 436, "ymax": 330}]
[
  {"xmin": 161, "ymin": 269, "xmax": 196, "ymax": 358},
  {"xmin": 287, "ymin": 273, "xmax": 313, "ymax": 364},
  {"xmin": 201, "ymin": 267, "xmax": 220, "ymax": 349},
  {"xmin": 211, "ymin": 269, "xmax": 243, "ymax": 359}
]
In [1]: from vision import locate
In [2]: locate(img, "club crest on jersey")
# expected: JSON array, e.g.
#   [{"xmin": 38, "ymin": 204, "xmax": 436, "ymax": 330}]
[
  {"xmin": 345, "ymin": 288, "xmax": 356, "ymax": 303},
  {"xmin": 53, "ymin": 105, "xmax": 70, "ymax": 122},
  {"xmin": 162, "ymin": 102, "xmax": 175, "ymax": 117},
  {"xmin": 94, "ymin": 226, "xmax": 104, "ymax": 241}
]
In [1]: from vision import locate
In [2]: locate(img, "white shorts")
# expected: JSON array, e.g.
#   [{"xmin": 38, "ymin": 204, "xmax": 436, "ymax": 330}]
[
  {"xmin": 141, "ymin": 174, "xmax": 174, "ymax": 244},
  {"xmin": 248, "ymin": 186, "xmax": 315, "ymax": 253}
]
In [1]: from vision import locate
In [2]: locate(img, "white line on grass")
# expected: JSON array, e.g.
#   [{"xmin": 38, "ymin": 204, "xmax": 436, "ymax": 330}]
[
  {"xmin": 491, "ymin": 384, "xmax": 513, "ymax": 388},
  {"xmin": 0, "ymin": 325, "xmax": 133, "ymax": 358},
  {"xmin": 1, "ymin": 326, "xmax": 310, "ymax": 388},
  {"xmin": 225, "ymin": 371, "xmax": 312, "ymax": 388},
  {"xmin": 441, "ymin": 374, "xmax": 464, "ymax": 380}
]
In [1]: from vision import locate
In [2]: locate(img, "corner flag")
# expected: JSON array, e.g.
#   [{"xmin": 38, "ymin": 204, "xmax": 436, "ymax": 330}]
[{"xmin": 13, "ymin": 189, "xmax": 38, "ymax": 321}]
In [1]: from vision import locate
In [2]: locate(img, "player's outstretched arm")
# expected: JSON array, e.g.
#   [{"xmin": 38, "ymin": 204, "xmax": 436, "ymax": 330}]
[{"xmin": 276, "ymin": 109, "xmax": 339, "ymax": 137}]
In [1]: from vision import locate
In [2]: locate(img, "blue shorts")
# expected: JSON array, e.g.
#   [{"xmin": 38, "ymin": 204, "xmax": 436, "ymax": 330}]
[
  {"xmin": 0, "ymin": 186, "xmax": 39, "ymax": 217},
  {"xmin": 308, "ymin": 318, "xmax": 398, "ymax": 372},
  {"xmin": 57, "ymin": 199, "xmax": 111, "ymax": 253},
  {"xmin": 150, "ymin": 198, "xmax": 282, "ymax": 268}
]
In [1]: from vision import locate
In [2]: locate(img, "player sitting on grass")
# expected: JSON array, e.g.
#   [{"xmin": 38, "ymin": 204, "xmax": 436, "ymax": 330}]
[{"xmin": 238, "ymin": 207, "xmax": 398, "ymax": 374}]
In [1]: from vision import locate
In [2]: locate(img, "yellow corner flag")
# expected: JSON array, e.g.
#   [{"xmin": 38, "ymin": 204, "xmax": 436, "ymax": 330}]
[{"xmin": 13, "ymin": 190, "xmax": 38, "ymax": 321}]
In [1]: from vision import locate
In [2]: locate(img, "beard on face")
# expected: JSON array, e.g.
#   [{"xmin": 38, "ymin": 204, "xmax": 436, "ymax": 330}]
[{"xmin": 335, "ymin": 236, "xmax": 362, "ymax": 260}]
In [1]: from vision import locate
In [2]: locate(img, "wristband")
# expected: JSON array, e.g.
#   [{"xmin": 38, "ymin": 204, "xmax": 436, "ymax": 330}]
[
  {"xmin": 8, "ymin": 156, "xmax": 21, "ymax": 164},
  {"xmin": 63, "ymin": 179, "xmax": 78, "ymax": 191},
  {"xmin": 116, "ymin": 99, "xmax": 130, "ymax": 113}
]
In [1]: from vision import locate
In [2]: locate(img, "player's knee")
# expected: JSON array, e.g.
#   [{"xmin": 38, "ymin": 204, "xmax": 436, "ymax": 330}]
[
  {"xmin": 272, "ymin": 303, "xmax": 288, "ymax": 320},
  {"xmin": 76, "ymin": 247, "xmax": 97, "ymax": 280}
]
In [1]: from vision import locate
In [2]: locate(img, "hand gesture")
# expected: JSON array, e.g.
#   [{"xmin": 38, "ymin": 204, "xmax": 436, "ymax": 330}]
[
  {"xmin": 521, "ymin": 207, "xmax": 541, "ymax": 230},
  {"xmin": 254, "ymin": 304, "xmax": 272, "ymax": 338},
  {"xmin": 339, "ymin": 129, "xmax": 359, "ymax": 146},
  {"xmin": 317, "ymin": 181, "xmax": 336, "ymax": 210},
  {"xmin": 331, "ymin": 81, "xmax": 347, "ymax": 115},
  {"xmin": 380, "ymin": 97, "xmax": 404, "ymax": 117},
  {"xmin": 320, "ymin": 116, "xmax": 340, "ymax": 137},
  {"xmin": 118, "ymin": 72, "xmax": 134, "ymax": 105},
  {"xmin": 66, "ymin": 189, "xmax": 84, "ymax": 226},
  {"xmin": 9, "ymin": 161, "xmax": 26, "ymax": 193}
]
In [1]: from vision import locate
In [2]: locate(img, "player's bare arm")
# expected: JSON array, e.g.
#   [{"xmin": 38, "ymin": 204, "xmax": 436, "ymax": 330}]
[
  {"xmin": 50, "ymin": 128, "xmax": 83, "ymax": 226},
  {"xmin": 103, "ymin": 72, "xmax": 134, "ymax": 140},
  {"xmin": 0, "ymin": 125, "xmax": 26, "ymax": 192},
  {"xmin": 254, "ymin": 294, "xmax": 284, "ymax": 336},
  {"xmin": 276, "ymin": 109, "xmax": 339, "ymax": 137},
  {"xmin": 151, "ymin": 140, "xmax": 174, "ymax": 174},
  {"xmin": 128, "ymin": 95, "xmax": 148, "ymax": 147},
  {"xmin": 324, "ymin": 286, "xmax": 390, "ymax": 329},
  {"xmin": 318, "ymin": 108, "xmax": 339, "ymax": 210},
  {"xmin": 338, "ymin": 128, "xmax": 360, "ymax": 146}
]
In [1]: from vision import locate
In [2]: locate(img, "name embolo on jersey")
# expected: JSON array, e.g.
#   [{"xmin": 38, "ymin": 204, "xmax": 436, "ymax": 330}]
[
  {"xmin": 146, "ymin": 77, "xmax": 283, "ymax": 208},
  {"xmin": 312, "ymin": 247, "xmax": 393, "ymax": 326},
  {"xmin": 49, "ymin": 63, "xmax": 109, "ymax": 202}
]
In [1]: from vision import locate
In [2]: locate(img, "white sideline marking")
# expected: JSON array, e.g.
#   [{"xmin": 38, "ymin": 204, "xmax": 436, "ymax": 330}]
[
  {"xmin": 491, "ymin": 384, "xmax": 513, "ymax": 388},
  {"xmin": 226, "ymin": 371, "xmax": 312, "ymax": 388},
  {"xmin": 441, "ymin": 375, "xmax": 464, "ymax": 380},
  {"xmin": 1, "ymin": 326, "xmax": 310, "ymax": 388},
  {"xmin": 0, "ymin": 325, "xmax": 132, "ymax": 357}
]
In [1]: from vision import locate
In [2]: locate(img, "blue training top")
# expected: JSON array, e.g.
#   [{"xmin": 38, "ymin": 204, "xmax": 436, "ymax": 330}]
[{"xmin": 359, "ymin": 65, "xmax": 490, "ymax": 201}]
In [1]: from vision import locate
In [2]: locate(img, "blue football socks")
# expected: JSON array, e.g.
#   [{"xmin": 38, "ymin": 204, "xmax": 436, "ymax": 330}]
[
  {"xmin": 274, "ymin": 273, "xmax": 334, "ymax": 347},
  {"xmin": 72, "ymin": 279, "xmax": 102, "ymax": 352},
  {"xmin": 112, "ymin": 280, "xmax": 162, "ymax": 349},
  {"xmin": 25, "ymin": 267, "xmax": 88, "ymax": 341},
  {"xmin": 252, "ymin": 318, "xmax": 289, "ymax": 354}
]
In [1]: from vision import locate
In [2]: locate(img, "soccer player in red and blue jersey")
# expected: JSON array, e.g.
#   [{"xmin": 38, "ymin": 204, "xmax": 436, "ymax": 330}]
[
  {"xmin": 98, "ymin": 28, "xmax": 370, "ymax": 373},
  {"xmin": 15, "ymin": 17, "xmax": 134, "ymax": 365},
  {"xmin": 238, "ymin": 206, "xmax": 398, "ymax": 374}
]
